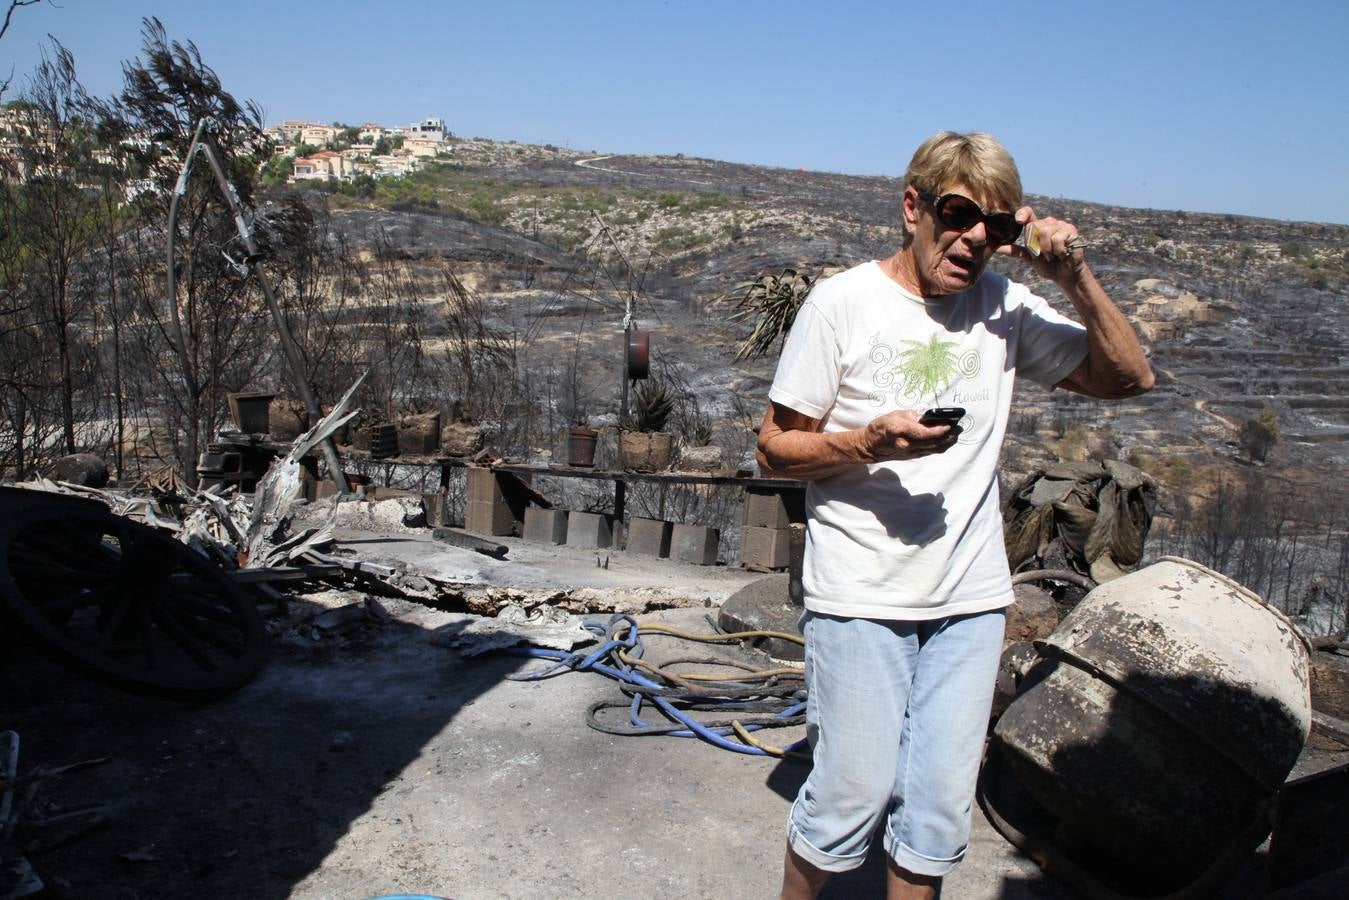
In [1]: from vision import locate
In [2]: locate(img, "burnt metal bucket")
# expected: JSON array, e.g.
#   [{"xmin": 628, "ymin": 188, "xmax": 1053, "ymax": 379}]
[
  {"xmin": 983, "ymin": 557, "xmax": 1311, "ymax": 898},
  {"xmin": 567, "ymin": 426, "xmax": 598, "ymax": 467},
  {"xmin": 226, "ymin": 391, "xmax": 274, "ymax": 434}
]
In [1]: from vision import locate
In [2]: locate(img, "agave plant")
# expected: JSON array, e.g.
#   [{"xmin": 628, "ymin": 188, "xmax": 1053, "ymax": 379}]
[
  {"xmin": 627, "ymin": 378, "xmax": 677, "ymax": 433},
  {"xmin": 725, "ymin": 268, "xmax": 815, "ymax": 360},
  {"xmin": 675, "ymin": 394, "xmax": 715, "ymax": 445}
]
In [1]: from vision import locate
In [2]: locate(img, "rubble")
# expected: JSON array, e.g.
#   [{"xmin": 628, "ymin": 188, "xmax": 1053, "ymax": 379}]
[
  {"xmin": 43, "ymin": 454, "xmax": 109, "ymax": 488},
  {"xmin": 0, "ymin": 373, "xmax": 490, "ymax": 697},
  {"xmin": 329, "ymin": 497, "xmax": 425, "ymax": 533},
  {"xmin": 244, "ymin": 375, "xmax": 365, "ymax": 563},
  {"xmin": 310, "ymin": 603, "xmax": 377, "ymax": 639},
  {"xmin": 430, "ymin": 603, "xmax": 591, "ymax": 657},
  {"xmin": 0, "ymin": 732, "xmax": 111, "ymax": 899}
]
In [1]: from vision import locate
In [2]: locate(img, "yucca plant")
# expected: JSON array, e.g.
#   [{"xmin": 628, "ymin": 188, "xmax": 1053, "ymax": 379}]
[{"xmin": 725, "ymin": 268, "xmax": 815, "ymax": 360}]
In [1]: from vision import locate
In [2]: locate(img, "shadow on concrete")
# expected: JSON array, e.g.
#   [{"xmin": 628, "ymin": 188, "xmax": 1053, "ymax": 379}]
[
  {"xmin": 0, "ymin": 596, "xmax": 523, "ymax": 899},
  {"xmin": 764, "ymin": 753, "xmax": 809, "ymax": 802}
]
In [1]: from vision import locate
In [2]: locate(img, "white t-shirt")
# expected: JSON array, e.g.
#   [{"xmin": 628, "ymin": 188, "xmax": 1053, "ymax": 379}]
[{"xmin": 768, "ymin": 260, "xmax": 1088, "ymax": 620}]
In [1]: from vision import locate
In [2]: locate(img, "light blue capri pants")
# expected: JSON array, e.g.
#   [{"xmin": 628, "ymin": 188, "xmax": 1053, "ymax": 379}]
[{"xmin": 787, "ymin": 609, "xmax": 1006, "ymax": 877}]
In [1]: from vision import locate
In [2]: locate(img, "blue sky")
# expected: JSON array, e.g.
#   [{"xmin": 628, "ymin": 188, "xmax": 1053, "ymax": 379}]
[{"xmin": 3, "ymin": 0, "xmax": 1347, "ymax": 224}]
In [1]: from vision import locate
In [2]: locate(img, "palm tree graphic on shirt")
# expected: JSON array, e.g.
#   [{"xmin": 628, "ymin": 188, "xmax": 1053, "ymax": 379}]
[{"xmin": 892, "ymin": 333, "xmax": 960, "ymax": 406}]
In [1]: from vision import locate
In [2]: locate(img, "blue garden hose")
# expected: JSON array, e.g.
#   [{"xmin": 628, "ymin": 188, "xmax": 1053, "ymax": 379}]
[{"xmin": 500, "ymin": 615, "xmax": 809, "ymax": 758}]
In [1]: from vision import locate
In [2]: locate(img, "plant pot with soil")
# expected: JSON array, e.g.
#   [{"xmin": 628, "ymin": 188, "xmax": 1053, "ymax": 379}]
[
  {"xmin": 673, "ymin": 394, "xmax": 721, "ymax": 473},
  {"xmin": 619, "ymin": 380, "xmax": 676, "ymax": 473},
  {"xmin": 442, "ymin": 418, "xmax": 486, "ymax": 458},
  {"xmin": 567, "ymin": 420, "xmax": 599, "ymax": 467}
]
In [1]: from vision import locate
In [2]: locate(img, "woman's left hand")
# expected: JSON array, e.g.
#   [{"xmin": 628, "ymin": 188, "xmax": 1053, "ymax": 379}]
[{"xmin": 997, "ymin": 206, "xmax": 1087, "ymax": 285}]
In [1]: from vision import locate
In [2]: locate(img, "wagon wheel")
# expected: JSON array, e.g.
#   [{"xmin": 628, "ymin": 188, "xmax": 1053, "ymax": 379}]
[{"xmin": 0, "ymin": 503, "xmax": 267, "ymax": 697}]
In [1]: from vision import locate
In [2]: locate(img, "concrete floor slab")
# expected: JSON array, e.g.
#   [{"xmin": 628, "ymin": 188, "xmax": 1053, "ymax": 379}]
[{"xmin": 3, "ymin": 592, "xmax": 1070, "ymax": 899}]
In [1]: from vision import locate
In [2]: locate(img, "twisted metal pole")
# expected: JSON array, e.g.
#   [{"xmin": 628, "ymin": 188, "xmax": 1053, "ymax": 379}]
[{"xmin": 167, "ymin": 119, "xmax": 348, "ymax": 493}]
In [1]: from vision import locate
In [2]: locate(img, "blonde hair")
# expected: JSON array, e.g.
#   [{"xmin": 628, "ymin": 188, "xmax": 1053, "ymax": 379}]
[{"xmin": 904, "ymin": 131, "xmax": 1022, "ymax": 212}]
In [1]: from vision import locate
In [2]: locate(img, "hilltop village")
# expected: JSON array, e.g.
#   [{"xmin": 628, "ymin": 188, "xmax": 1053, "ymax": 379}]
[
  {"xmin": 0, "ymin": 104, "xmax": 453, "ymax": 190},
  {"xmin": 262, "ymin": 116, "xmax": 453, "ymax": 183}
]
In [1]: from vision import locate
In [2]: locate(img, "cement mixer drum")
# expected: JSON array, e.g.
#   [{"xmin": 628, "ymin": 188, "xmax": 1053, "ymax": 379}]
[{"xmin": 988, "ymin": 557, "xmax": 1311, "ymax": 895}]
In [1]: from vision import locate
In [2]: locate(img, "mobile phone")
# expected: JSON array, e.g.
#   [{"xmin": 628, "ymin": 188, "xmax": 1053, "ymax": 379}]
[{"xmin": 919, "ymin": 406, "xmax": 965, "ymax": 427}]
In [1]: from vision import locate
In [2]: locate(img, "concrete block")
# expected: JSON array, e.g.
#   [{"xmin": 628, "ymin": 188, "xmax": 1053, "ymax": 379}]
[
  {"xmin": 717, "ymin": 573, "xmax": 803, "ymax": 661},
  {"xmin": 626, "ymin": 517, "xmax": 672, "ymax": 558},
  {"xmin": 465, "ymin": 499, "xmax": 516, "ymax": 536},
  {"xmin": 466, "ymin": 466, "xmax": 504, "ymax": 504},
  {"xmin": 422, "ymin": 491, "xmax": 449, "ymax": 527},
  {"xmin": 671, "ymin": 523, "xmax": 719, "ymax": 566},
  {"xmin": 369, "ymin": 423, "xmax": 399, "ymax": 459},
  {"xmin": 466, "ymin": 468, "xmax": 534, "ymax": 538},
  {"xmin": 523, "ymin": 507, "xmax": 568, "ymax": 544},
  {"xmin": 740, "ymin": 525, "xmax": 792, "ymax": 571},
  {"xmin": 742, "ymin": 487, "xmax": 805, "ymax": 528},
  {"xmin": 352, "ymin": 419, "xmax": 372, "ymax": 450},
  {"xmin": 743, "ymin": 489, "xmax": 791, "ymax": 528},
  {"xmin": 369, "ymin": 486, "xmax": 415, "ymax": 501},
  {"xmin": 566, "ymin": 511, "xmax": 614, "ymax": 550}
]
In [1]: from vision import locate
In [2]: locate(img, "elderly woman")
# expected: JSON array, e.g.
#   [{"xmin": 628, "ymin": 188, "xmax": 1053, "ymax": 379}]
[{"xmin": 758, "ymin": 131, "xmax": 1153, "ymax": 900}]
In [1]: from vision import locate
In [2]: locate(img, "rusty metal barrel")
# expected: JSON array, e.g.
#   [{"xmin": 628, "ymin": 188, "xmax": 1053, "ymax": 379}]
[{"xmin": 986, "ymin": 557, "xmax": 1311, "ymax": 896}]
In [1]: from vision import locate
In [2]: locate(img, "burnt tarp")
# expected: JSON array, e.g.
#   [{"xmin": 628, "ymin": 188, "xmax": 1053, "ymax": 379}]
[{"xmin": 1003, "ymin": 460, "xmax": 1157, "ymax": 584}]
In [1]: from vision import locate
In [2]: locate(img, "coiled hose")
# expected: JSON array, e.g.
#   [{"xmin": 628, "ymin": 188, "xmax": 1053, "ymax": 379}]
[{"xmin": 500, "ymin": 614, "xmax": 810, "ymax": 760}]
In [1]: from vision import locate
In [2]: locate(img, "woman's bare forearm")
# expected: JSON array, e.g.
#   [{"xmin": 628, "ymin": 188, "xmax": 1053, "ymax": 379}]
[
  {"xmin": 1060, "ymin": 266, "xmax": 1155, "ymax": 398},
  {"xmin": 757, "ymin": 403, "xmax": 954, "ymax": 481},
  {"xmin": 757, "ymin": 427, "xmax": 871, "ymax": 481}
]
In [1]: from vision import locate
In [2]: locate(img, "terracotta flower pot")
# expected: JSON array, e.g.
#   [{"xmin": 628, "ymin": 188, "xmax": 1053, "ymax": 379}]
[{"xmin": 567, "ymin": 426, "xmax": 598, "ymax": 467}]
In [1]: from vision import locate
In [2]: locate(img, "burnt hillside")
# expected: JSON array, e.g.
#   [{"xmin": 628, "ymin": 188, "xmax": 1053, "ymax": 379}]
[{"xmin": 302, "ymin": 138, "xmax": 1349, "ymax": 499}]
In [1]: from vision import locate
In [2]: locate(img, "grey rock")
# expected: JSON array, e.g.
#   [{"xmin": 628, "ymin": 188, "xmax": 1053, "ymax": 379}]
[{"xmin": 47, "ymin": 453, "xmax": 109, "ymax": 487}]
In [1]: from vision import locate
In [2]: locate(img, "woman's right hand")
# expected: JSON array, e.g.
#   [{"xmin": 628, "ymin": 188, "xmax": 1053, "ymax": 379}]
[{"xmin": 859, "ymin": 410, "xmax": 958, "ymax": 461}]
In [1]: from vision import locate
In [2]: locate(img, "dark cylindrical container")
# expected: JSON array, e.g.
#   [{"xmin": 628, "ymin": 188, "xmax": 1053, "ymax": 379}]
[
  {"xmin": 627, "ymin": 330, "xmax": 650, "ymax": 380},
  {"xmin": 567, "ymin": 426, "xmax": 598, "ymax": 467},
  {"xmin": 989, "ymin": 557, "xmax": 1311, "ymax": 895}
]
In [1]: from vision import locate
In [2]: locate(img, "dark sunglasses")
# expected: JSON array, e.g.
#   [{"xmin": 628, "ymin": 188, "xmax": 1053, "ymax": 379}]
[{"xmin": 918, "ymin": 191, "xmax": 1022, "ymax": 246}]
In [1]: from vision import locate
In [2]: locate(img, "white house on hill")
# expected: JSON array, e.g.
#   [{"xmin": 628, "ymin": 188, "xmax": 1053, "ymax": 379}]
[{"xmin": 406, "ymin": 117, "xmax": 447, "ymax": 142}]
